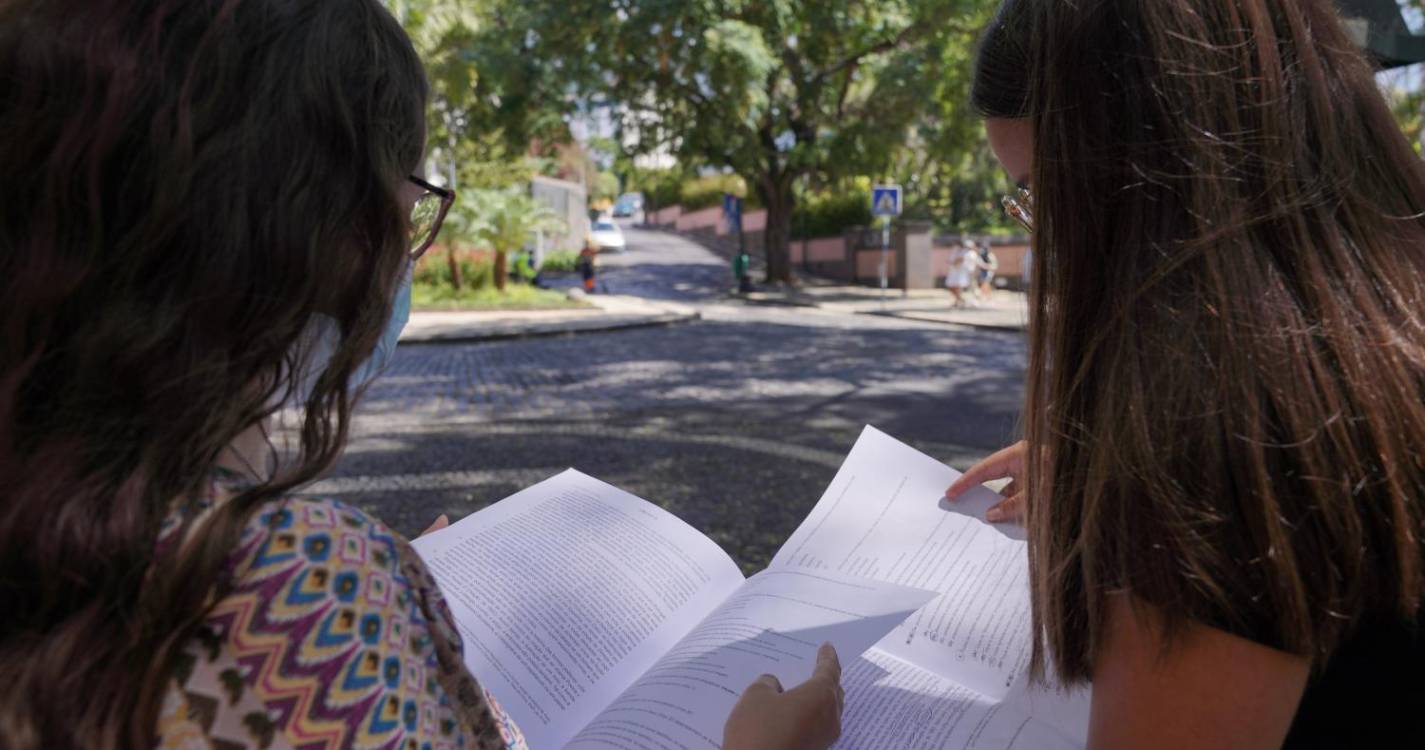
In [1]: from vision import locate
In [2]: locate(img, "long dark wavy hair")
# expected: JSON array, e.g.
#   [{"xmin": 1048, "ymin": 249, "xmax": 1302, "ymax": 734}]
[
  {"xmin": 975, "ymin": 0, "xmax": 1425, "ymax": 683},
  {"xmin": 0, "ymin": 0, "xmax": 427, "ymax": 746}
]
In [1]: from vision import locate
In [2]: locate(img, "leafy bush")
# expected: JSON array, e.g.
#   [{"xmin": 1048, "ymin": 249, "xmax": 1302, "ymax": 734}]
[
  {"xmin": 414, "ymin": 248, "xmax": 494, "ymax": 290},
  {"xmin": 633, "ymin": 168, "xmax": 687, "ymax": 209},
  {"xmin": 412, "ymin": 281, "xmax": 585, "ymax": 310},
  {"xmin": 540, "ymin": 250, "xmax": 580, "ymax": 272},
  {"xmin": 678, "ymin": 173, "xmax": 759, "ymax": 211},
  {"xmin": 791, "ymin": 191, "xmax": 873, "ymax": 239}
]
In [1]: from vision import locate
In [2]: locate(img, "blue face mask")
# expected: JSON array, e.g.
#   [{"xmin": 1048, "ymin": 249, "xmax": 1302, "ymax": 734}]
[
  {"xmin": 352, "ymin": 260, "xmax": 412, "ymax": 386},
  {"xmin": 285, "ymin": 260, "xmax": 413, "ymax": 407}
]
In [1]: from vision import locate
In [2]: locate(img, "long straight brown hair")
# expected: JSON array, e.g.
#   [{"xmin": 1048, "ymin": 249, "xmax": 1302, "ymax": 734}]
[
  {"xmin": 977, "ymin": 0, "xmax": 1425, "ymax": 683},
  {"xmin": 0, "ymin": 0, "xmax": 426, "ymax": 747}
]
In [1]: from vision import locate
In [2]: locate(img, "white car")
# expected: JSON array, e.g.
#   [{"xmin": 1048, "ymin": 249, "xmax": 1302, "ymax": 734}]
[{"xmin": 590, "ymin": 220, "xmax": 626, "ymax": 252}]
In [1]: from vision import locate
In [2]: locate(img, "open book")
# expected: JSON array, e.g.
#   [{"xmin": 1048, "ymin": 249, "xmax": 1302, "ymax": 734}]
[{"xmin": 412, "ymin": 426, "xmax": 1089, "ymax": 749}]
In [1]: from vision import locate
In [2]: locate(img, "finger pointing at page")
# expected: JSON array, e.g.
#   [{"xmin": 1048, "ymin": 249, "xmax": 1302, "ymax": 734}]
[{"xmin": 946, "ymin": 441, "xmax": 1026, "ymax": 500}]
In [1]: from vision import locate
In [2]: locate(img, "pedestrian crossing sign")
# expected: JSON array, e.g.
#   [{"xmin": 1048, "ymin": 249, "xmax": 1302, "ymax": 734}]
[{"xmin": 872, "ymin": 185, "xmax": 902, "ymax": 217}]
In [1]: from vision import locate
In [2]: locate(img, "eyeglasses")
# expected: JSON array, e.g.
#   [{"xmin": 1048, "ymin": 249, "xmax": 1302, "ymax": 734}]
[
  {"xmin": 408, "ymin": 175, "xmax": 455, "ymax": 259},
  {"xmin": 1002, "ymin": 185, "xmax": 1033, "ymax": 233}
]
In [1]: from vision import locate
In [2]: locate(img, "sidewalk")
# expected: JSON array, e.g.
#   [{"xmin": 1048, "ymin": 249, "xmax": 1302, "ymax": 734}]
[
  {"xmin": 743, "ymin": 284, "xmax": 1028, "ymax": 331},
  {"xmin": 400, "ymin": 290, "xmax": 699, "ymax": 344},
  {"xmin": 662, "ymin": 226, "xmax": 1027, "ymax": 331}
]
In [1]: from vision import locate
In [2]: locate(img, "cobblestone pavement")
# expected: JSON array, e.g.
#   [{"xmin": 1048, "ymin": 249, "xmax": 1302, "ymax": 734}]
[{"xmin": 320, "ymin": 227, "xmax": 1027, "ymax": 573}]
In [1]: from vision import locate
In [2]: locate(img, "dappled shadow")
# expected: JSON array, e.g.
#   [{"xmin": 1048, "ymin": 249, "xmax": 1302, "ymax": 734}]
[
  {"xmin": 362, "ymin": 318, "xmax": 1023, "ymax": 444},
  {"xmin": 329, "ymin": 221, "xmax": 1027, "ymax": 564},
  {"xmin": 318, "ymin": 317, "xmax": 1026, "ymax": 569},
  {"xmin": 311, "ymin": 415, "xmax": 850, "ymax": 572},
  {"xmin": 542, "ymin": 261, "xmax": 732, "ymax": 302}
]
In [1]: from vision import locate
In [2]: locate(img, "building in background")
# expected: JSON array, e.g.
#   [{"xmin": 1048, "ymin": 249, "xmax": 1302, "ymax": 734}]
[{"xmin": 531, "ymin": 174, "xmax": 588, "ymax": 258}]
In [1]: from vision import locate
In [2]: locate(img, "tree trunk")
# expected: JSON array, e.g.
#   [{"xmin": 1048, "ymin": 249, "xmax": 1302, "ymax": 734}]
[
  {"xmin": 759, "ymin": 176, "xmax": 797, "ymax": 285},
  {"xmin": 446, "ymin": 244, "xmax": 463, "ymax": 291},
  {"xmin": 493, "ymin": 249, "xmax": 508, "ymax": 291}
]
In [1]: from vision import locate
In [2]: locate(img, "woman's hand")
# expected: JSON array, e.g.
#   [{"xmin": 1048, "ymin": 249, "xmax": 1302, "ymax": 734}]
[
  {"xmin": 723, "ymin": 643, "xmax": 844, "ymax": 750},
  {"xmin": 945, "ymin": 441, "xmax": 1026, "ymax": 523}
]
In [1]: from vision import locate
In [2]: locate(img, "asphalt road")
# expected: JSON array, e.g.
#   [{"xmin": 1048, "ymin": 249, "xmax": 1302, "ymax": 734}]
[{"xmin": 323, "ymin": 226, "xmax": 1027, "ymax": 573}]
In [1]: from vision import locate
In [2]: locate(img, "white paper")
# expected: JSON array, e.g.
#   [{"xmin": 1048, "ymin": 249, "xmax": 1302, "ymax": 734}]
[
  {"xmin": 567, "ymin": 569, "xmax": 936, "ymax": 750},
  {"xmin": 836, "ymin": 648, "xmax": 1079, "ymax": 750},
  {"xmin": 771, "ymin": 427, "xmax": 1089, "ymax": 739},
  {"xmin": 412, "ymin": 470, "xmax": 746, "ymax": 750}
]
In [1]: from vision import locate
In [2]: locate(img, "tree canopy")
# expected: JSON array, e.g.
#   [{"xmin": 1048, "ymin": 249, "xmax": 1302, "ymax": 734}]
[{"xmin": 451, "ymin": 0, "xmax": 1005, "ymax": 282}]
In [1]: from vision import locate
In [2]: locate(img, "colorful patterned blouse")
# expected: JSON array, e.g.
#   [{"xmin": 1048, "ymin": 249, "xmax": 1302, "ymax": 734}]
[{"xmin": 155, "ymin": 473, "xmax": 527, "ymax": 750}]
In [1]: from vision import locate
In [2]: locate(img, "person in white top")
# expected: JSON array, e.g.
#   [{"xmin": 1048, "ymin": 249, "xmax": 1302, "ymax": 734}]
[{"xmin": 945, "ymin": 239, "xmax": 984, "ymax": 308}]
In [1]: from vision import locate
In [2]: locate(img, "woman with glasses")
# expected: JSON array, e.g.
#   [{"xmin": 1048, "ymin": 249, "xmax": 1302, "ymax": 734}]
[
  {"xmin": 0, "ymin": 1, "xmax": 841, "ymax": 748},
  {"xmin": 947, "ymin": 0, "xmax": 1425, "ymax": 747}
]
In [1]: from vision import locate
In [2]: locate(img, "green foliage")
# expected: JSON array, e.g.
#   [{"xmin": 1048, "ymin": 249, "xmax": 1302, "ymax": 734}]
[
  {"xmin": 791, "ymin": 191, "xmax": 873, "ymax": 239},
  {"xmin": 1382, "ymin": 66, "xmax": 1425, "ymax": 155},
  {"xmin": 414, "ymin": 249, "xmax": 493, "ymax": 290},
  {"xmin": 459, "ymin": 0, "xmax": 1001, "ymax": 280},
  {"xmin": 540, "ymin": 250, "xmax": 580, "ymax": 272},
  {"xmin": 632, "ymin": 168, "xmax": 691, "ymax": 210},
  {"xmin": 392, "ymin": 0, "xmax": 533, "ymax": 190},
  {"xmin": 591, "ymin": 171, "xmax": 621, "ymax": 205},
  {"xmin": 444, "ymin": 187, "xmax": 566, "ymax": 253},
  {"xmin": 678, "ymin": 174, "xmax": 755, "ymax": 211},
  {"xmin": 412, "ymin": 280, "xmax": 584, "ymax": 310},
  {"xmin": 423, "ymin": 186, "xmax": 567, "ymax": 290},
  {"xmin": 411, "ymin": 246, "xmax": 585, "ymax": 308},
  {"xmin": 402, "ymin": 0, "xmax": 1425, "ymax": 263}
]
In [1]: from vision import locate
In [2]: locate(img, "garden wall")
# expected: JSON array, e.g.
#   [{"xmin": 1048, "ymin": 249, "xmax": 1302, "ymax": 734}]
[{"xmin": 648, "ymin": 204, "xmax": 1029, "ymax": 290}]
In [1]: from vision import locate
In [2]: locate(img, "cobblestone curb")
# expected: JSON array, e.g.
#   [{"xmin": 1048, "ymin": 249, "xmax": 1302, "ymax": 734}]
[
  {"xmin": 400, "ymin": 310, "xmax": 700, "ymax": 344},
  {"xmin": 401, "ymin": 293, "xmax": 701, "ymax": 345}
]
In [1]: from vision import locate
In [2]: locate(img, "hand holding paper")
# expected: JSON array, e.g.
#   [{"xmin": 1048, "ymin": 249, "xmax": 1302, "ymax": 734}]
[
  {"xmin": 568, "ymin": 569, "xmax": 935, "ymax": 748},
  {"xmin": 723, "ymin": 643, "xmax": 844, "ymax": 750},
  {"xmin": 944, "ymin": 440, "xmax": 1028, "ymax": 523},
  {"xmin": 414, "ymin": 427, "xmax": 1091, "ymax": 749}
]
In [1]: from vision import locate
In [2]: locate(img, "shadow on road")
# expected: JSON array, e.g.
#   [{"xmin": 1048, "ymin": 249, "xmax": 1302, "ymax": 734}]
[{"xmin": 324, "ymin": 318, "xmax": 1025, "ymax": 570}]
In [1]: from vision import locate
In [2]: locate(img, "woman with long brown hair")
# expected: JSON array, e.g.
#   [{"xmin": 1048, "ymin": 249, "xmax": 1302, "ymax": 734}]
[
  {"xmin": 0, "ymin": 1, "xmax": 842, "ymax": 748},
  {"xmin": 947, "ymin": 0, "xmax": 1425, "ymax": 746}
]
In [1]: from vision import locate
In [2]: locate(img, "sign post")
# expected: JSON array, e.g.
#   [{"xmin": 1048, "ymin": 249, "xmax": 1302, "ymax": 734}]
[
  {"xmin": 724, "ymin": 193, "xmax": 751, "ymax": 293},
  {"xmin": 871, "ymin": 185, "xmax": 902, "ymax": 308}
]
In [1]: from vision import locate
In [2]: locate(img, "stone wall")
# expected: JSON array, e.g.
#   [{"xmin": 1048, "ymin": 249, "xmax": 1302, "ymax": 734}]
[{"xmin": 649, "ymin": 203, "xmax": 1031, "ymax": 290}]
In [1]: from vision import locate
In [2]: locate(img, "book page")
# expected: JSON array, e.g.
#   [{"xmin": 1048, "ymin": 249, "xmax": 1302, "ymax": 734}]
[
  {"xmin": 568, "ymin": 569, "xmax": 937, "ymax": 749},
  {"xmin": 770, "ymin": 427, "xmax": 1089, "ymax": 738},
  {"xmin": 835, "ymin": 648, "xmax": 1079, "ymax": 750},
  {"xmin": 412, "ymin": 470, "xmax": 746, "ymax": 750}
]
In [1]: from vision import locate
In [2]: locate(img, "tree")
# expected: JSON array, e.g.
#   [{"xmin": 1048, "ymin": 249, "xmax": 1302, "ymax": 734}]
[
  {"xmin": 464, "ymin": 0, "xmax": 1000, "ymax": 283},
  {"xmin": 394, "ymin": 0, "xmax": 550, "ymax": 288},
  {"xmin": 445, "ymin": 188, "xmax": 567, "ymax": 290}
]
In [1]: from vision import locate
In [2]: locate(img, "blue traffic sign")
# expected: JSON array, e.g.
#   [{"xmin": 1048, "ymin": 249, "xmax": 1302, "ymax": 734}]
[
  {"xmin": 872, "ymin": 185, "xmax": 902, "ymax": 217},
  {"xmin": 723, "ymin": 192, "xmax": 743, "ymax": 232}
]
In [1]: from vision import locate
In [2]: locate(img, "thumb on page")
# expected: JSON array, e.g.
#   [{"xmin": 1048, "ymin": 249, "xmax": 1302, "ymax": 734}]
[{"xmin": 419, "ymin": 514, "xmax": 450, "ymax": 537}]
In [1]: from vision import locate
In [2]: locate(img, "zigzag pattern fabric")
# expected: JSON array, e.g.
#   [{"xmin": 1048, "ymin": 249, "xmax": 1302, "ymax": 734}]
[{"xmin": 156, "ymin": 480, "xmax": 526, "ymax": 750}]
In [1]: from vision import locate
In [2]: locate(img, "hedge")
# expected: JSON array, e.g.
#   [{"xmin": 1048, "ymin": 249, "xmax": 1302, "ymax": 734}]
[{"xmin": 791, "ymin": 191, "xmax": 873, "ymax": 239}]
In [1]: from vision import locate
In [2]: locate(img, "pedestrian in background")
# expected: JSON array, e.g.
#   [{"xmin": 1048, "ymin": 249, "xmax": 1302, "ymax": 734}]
[
  {"xmin": 976, "ymin": 241, "xmax": 999, "ymax": 300},
  {"xmin": 944, "ymin": 239, "xmax": 980, "ymax": 308},
  {"xmin": 946, "ymin": 238, "xmax": 991, "ymax": 309},
  {"xmin": 578, "ymin": 238, "xmax": 598, "ymax": 293},
  {"xmin": 950, "ymin": 0, "xmax": 1425, "ymax": 747},
  {"xmin": 511, "ymin": 247, "xmax": 539, "ymax": 286}
]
